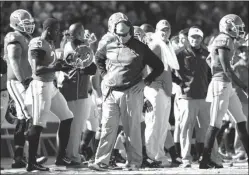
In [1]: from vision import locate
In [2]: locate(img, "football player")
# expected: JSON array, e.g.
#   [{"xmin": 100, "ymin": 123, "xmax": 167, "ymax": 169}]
[
  {"xmin": 26, "ymin": 18, "xmax": 74, "ymax": 171},
  {"xmin": 3, "ymin": 9, "xmax": 46, "ymax": 169},
  {"xmin": 200, "ymin": 14, "xmax": 249, "ymax": 169}
]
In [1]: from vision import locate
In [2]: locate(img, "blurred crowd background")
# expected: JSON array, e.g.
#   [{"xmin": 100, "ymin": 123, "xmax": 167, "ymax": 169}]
[{"xmin": 1, "ymin": 1, "xmax": 248, "ymax": 53}]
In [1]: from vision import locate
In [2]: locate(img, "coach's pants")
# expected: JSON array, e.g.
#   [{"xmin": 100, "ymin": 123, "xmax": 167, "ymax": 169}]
[
  {"xmin": 178, "ymin": 99, "xmax": 210, "ymax": 164},
  {"xmin": 144, "ymin": 82, "xmax": 171, "ymax": 164},
  {"xmin": 1, "ymin": 90, "xmax": 9, "ymax": 125},
  {"xmin": 29, "ymin": 80, "xmax": 74, "ymax": 128},
  {"xmin": 66, "ymin": 97, "xmax": 91, "ymax": 163},
  {"xmin": 86, "ymin": 94, "xmax": 101, "ymax": 132},
  {"xmin": 95, "ymin": 81, "xmax": 144, "ymax": 167},
  {"xmin": 206, "ymin": 81, "xmax": 247, "ymax": 128},
  {"xmin": 7, "ymin": 80, "xmax": 30, "ymax": 119},
  {"xmin": 174, "ymin": 96, "xmax": 181, "ymax": 143}
]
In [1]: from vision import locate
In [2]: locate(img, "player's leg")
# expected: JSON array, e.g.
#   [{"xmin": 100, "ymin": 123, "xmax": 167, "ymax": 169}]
[
  {"xmin": 164, "ymin": 126, "xmax": 182, "ymax": 166},
  {"xmin": 1, "ymin": 90, "xmax": 9, "ymax": 125},
  {"xmin": 0, "ymin": 90, "xmax": 9, "ymax": 170},
  {"xmin": 233, "ymin": 101, "xmax": 248, "ymax": 161},
  {"xmin": 26, "ymin": 80, "xmax": 51, "ymax": 171},
  {"xmin": 7, "ymin": 80, "xmax": 29, "ymax": 168},
  {"xmin": 50, "ymin": 90, "xmax": 73, "ymax": 165},
  {"xmin": 227, "ymin": 93, "xmax": 248, "ymax": 162},
  {"xmin": 195, "ymin": 100, "xmax": 210, "ymax": 160},
  {"xmin": 200, "ymin": 81, "xmax": 230, "ymax": 169}
]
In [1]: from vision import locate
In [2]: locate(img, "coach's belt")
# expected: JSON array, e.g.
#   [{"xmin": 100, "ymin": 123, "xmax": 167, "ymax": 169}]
[{"xmin": 0, "ymin": 88, "xmax": 7, "ymax": 92}]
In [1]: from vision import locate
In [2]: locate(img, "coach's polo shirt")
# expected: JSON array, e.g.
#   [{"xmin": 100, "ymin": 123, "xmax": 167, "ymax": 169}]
[{"xmin": 176, "ymin": 46, "xmax": 211, "ymax": 99}]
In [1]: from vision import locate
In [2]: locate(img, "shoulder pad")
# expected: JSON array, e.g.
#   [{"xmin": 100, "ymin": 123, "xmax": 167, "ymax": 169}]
[
  {"xmin": 212, "ymin": 33, "xmax": 234, "ymax": 50},
  {"xmin": 5, "ymin": 31, "xmax": 28, "ymax": 46},
  {"xmin": 29, "ymin": 37, "xmax": 46, "ymax": 51}
]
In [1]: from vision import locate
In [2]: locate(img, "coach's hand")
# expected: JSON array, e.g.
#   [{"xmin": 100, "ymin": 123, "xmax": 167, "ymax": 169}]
[
  {"xmin": 54, "ymin": 59, "xmax": 74, "ymax": 72},
  {"xmin": 21, "ymin": 77, "xmax": 33, "ymax": 89}
]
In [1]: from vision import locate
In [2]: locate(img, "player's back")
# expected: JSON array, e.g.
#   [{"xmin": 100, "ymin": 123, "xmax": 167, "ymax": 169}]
[
  {"xmin": 4, "ymin": 31, "xmax": 32, "ymax": 81},
  {"xmin": 28, "ymin": 37, "xmax": 57, "ymax": 82},
  {"xmin": 210, "ymin": 33, "xmax": 235, "ymax": 82}
]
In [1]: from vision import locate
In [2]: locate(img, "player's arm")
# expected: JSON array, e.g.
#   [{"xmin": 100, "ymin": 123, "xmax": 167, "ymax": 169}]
[
  {"xmin": 218, "ymin": 48, "xmax": 247, "ymax": 90},
  {"xmin": 30, "ymin": 49, "xmax": 69, "ymax": 75},
  {"xmin": 7, "ymin": 43, "xmax": 25, "ymax": 82},
  {"xmin": 29, "ymin": 49, "xmax": 56, "ymax": 75}
]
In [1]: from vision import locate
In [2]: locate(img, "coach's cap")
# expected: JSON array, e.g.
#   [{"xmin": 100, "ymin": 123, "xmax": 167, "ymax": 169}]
[
  {"xmin": 43, "ymin": 18, "xmax": 59, "ymax": 30},
  {"xmin": 188, "ymin": 27, "xmax": 204, "ymax": 38},
  {"xmin": 140, "ymin": 23, "xmax": 155, "ymax": 33},
  {"xmin": 156, "ymin": 20, "xmax": 170, "ymax": 30}
]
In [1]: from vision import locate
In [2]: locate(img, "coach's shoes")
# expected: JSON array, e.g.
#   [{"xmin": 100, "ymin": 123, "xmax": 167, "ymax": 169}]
[
  {"xmin": 11, "ymin": 157, "xmax": 27, "ymax": 168},
  {"xmin": 26, "ymin": 162, "xmax": 50, "ymax": 172},
  {"xmin": 125, "ymin": 164, "xmax": 139, "ymax": 171},
  {"xmin": 180, "ymin": 162, "xmax": 191, "ymax": 168},
  {"xmin": 88, "ymin": 162, "xmax": 109, "ymax": 171},
  {"xmin": 113, "ymin": 151, "xmax": 126, "ymax": 163},
  {"xmin": 55, "ymin": 156, "xmax": 72, "ymax": 166},
  {"xmin": 36, "ymin": 156, "xmax": 48, "ymax": 165},
  {"xmin": 199, "ymin": 160, "xmax": 215, "ymax": 169}
]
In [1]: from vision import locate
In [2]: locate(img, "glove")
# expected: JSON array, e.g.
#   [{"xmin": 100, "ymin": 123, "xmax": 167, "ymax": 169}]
[{"xmin": 54, "ymin": 59, "xmax": 74, "ymax": 72}]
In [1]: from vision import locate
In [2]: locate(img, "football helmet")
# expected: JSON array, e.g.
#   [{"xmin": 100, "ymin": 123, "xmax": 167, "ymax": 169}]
[
  {"xmin": 65, "ymin": 45, "xmax": 94, "ymax": 69},
  {"xmin": 219, "ymin": 14, "xmax": 245, "ymax": 38},
  {"xmin": 108, "ymin": 12, "xmax": 130, "ymax": 34},
  {"xmin": 10, "ymin": 9, "xmax": 35, "ymax": 34},
  {"xmin": 133, "ymin": 26, "xmax": 146, "ymax": 43}
]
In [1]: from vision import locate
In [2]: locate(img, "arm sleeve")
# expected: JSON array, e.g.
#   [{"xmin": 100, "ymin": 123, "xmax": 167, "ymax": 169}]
[
  {"xmin": 143, "ymin": 45, "xmax": 164, "ymax": 83},
  {"xmin": 80, "ymin": 62, "xmax": 97, "ymax": 75},
  {"xmin": 0, "ymin": 57, "xmax": 7, "ymax": 74},
  {"xmin": 95, "ymin": 40, "xmax": 108, "ymax": 77},
  {"xmin": 30, "ymin": 49, "xmax": 46, "ymax": 61}
]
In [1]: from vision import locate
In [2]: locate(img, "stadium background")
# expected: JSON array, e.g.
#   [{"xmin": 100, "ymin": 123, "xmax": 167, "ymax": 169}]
[{"xmin": 0, "ymin": 1, "xmax": 248, "ymax": 158}]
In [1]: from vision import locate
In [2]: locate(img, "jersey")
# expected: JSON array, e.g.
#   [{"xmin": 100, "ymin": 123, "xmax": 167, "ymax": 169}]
[
  {"xmin": 4, "ymin": 31, "xmax": 32, "ymax": 81},
  {"xmin": 28, "ymin": 37, "xmax": 57, "ymax": 82},
  {"xmin": 209, "ymin": 33, "xmax": 235, "ymax": 82}
]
